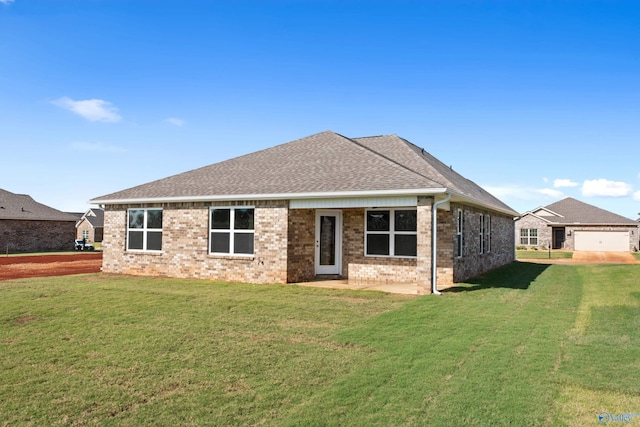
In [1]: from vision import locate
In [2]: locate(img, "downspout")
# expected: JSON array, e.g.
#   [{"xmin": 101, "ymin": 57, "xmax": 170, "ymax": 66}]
[{"xmin": 431, "ymin": 192, "xmax": 451, "ymax": 295}]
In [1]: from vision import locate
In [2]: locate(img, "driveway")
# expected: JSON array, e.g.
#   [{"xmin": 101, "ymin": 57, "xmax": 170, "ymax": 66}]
[{"xmin": 571, "ymin": 251, "xmax": 639, "ymax": 264}]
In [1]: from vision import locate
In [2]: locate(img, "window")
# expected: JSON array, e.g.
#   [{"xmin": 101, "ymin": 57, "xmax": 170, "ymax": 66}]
[
  {"xmin": 479, "ymin": 214, "xmax": 485, "ymax": 254},
  {"xmin": 82, "ymin": 230, "xmax": 89, "ymax": 239},
  {"xmin": 127, "ymin": 208, "xmax": 163, "ymax": 251},
  {"xmin": 520, "ymin": 228, "xmax": 538, "ymax": 246},
  {"xmin": 365, "ymin": 209, "xmax": 417, "ymax": 257},
  {"xmin": 456, "ymin": 209, "xmax": 464, "ymax": 258},
  {"xmin": 210, "ymin": 207, "xmax": 255, "ymax": 255}
]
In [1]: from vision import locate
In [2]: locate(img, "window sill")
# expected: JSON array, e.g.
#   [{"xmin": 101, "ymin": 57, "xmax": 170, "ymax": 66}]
[
  {"xmin": 208, "ymin": 253, "xmax": 255, "ymax": 261},
  {"xmin": 364, "ymin": 254, "xmax": 417, "ymax": 260},
  {"xmin": 126, "ymin": 250, "xmax": 163, "ymax": 255}
]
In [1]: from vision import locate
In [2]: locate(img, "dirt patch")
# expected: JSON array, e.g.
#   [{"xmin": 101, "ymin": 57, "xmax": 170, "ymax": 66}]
[
  {"xmin": 14, "ymin": 315, "xmax": 37, "ymax": 325},
  {"xmin": 0, "ymin": 253, "xmax": 102, "ymax": 281},
  {"xmin": 525, "ymin": 251, "xmax": 638, "ymax": 265}
]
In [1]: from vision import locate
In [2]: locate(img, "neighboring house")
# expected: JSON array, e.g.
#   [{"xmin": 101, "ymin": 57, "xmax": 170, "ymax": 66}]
[
  {"xmin": 515, "ymin": 197, "xmax": 639, "ymax": 252},
  {"xmin": 91, "ymin": 131, "xmax": 518, "ymax": 294},
  {"xmin": 76, "ymin": 208, "xmax": 104, "ymax": 242},
  {"xmin": 0, "ymin": 188, "xmax": 79, "ymax": 253}
]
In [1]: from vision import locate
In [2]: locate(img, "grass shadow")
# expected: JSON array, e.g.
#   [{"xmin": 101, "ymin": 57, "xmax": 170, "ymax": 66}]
[{"xmin": 444, "ymin": 261, "xmax": 551, "ymax": 293}]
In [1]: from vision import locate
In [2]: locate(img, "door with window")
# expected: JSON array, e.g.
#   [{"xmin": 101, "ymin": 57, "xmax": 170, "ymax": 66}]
[{"xmin": 315, "ymin": 211, "xmax": 342, "ymax": 275}]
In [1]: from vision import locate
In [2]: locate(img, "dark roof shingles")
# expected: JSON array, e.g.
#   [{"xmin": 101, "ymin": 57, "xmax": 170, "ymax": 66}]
[
  {"xmin": 543, "ymin": 197, "xmax": 637, "ymax": 225},
  {"xmin": 93, "ymin": 131, "xmax": 515, "ymax": 213},
  {"xmin": 0, "ymin": 189, "xmax": 78, "ymax": 222}
]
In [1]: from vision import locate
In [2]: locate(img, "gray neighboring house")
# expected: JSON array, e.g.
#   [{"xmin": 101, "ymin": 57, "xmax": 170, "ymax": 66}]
[
  {"xmin": 0, "ymin": 188, "xmax": 79, "ymax": 253},
  {"xmin": 91, "ymin": 131, "xmax": 518, "ymax": 294},
  {"xmin": 515, "ymin": 197, "xmax": 639, "ymax": 252},
  {"xmin": 76, "ymin": 208, "xmax": 104, "ymax": 242}
]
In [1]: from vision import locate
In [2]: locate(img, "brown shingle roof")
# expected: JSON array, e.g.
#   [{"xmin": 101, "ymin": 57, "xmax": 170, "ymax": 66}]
[
  {"xmin": 92, "ymin": 131, "xmax": 516, "ymax": 214},
  {"xmin": 0, "ymin": 189, "xmax": 79, "ymax": 222},
  {"xmin": 541, "ymin": 197, "xmax": 637, "ymax": 225},
  {"xmin": 353, "ymin": 135, "xmax": 513, "ymax": 213}
]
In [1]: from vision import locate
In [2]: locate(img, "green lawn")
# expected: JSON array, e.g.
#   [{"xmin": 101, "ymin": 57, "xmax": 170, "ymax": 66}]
[
  {"xmin": 632, "ymin": 252, "xmax": 640, "ymax": 261},
  {"xmin": 1, "ymin": 263, "xmax": 639, "ymax": 426},
  {"xmin": 517, "ymin": 250, "xmax": 573, "ymax": 260}
]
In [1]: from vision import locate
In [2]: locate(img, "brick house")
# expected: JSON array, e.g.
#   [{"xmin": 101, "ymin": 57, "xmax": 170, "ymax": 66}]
[
  {"xmin": 0, "ymin": 188, "xmax": 78, "ymax": 253},
  {"xmin": 515, "ymin": 197, "xmax": 639, "ymax": 252},
  {"xmin": 91, "ymin": 131, "xmax": 517, "ymax": 294},
  {"xmin": 76, "ymin": 208, "xmax": 104, "ymax": 243}
]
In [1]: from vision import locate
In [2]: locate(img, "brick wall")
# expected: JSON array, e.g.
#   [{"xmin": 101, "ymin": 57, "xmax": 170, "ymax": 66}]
[
  {"xmin": 515, "ymin": 215, "xmax": 639, "ymax": 251},
  {"xmin": 103, "ymin": 200, "xmax": 288, "ymax": 284},
  {"xmin": 452, "ymin": 203, "xmax": 515, "ymax": 282},
  {"xmin": 75, "ymin": 219, "xmax": 104, "ymax": 242},
  {"xmin": 514, "ymin": 214, "xmax": 550, "ymax": 249},
  {"xmin": 102, "ymin": 200, "xmax": 516, "ymax": 287},
  {"xmin": 0, "ymin": 219, "xmax": 75, "ymax": 253},
  {"xmin": 286, "ymin": 209, "xmax": 315, "ymax": 283},
  {"xmin": 343, "ymin": 208, "xmax": 419, "ymax": 284}
]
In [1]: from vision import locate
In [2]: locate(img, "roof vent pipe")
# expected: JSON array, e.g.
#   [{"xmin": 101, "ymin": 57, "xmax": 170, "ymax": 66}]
[{"xmin": 431, "ymin": 192, "xmax": 451, "ymax": 295}]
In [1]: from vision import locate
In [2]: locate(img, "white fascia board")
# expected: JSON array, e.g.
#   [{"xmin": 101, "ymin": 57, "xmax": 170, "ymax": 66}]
[
  {"xmin": 90, "ymin": 188, "xmax": 449, "ymax": 206},
  {"xmin": 447, "ymin": 190, "xmax": 520, "ymax": 217}
]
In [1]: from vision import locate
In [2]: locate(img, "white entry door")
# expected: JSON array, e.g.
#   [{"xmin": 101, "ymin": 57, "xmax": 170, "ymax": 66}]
[{"xmin": 315, "ymin": 211, "xmax": 342, "ymax": 275}]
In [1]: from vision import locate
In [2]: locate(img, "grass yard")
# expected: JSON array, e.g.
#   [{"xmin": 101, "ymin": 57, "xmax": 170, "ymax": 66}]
[
  {"xmin": 633, "ymin": 252, "xmax": 640, "ymax": 261},
  {"xmin": 516, "ymin": 250, "xmax": 574, "ymax": 260},
  {"xmin": 1, "ymin": 263, "xmax": 639, "ymax": 426}
]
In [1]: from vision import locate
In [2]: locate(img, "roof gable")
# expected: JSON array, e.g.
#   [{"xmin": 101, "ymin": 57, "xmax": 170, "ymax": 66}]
[
  {"xmin": 0, "ymin": 189, "xmax": 78, "ymax": 222},
  {"xmin": 92, "ymin": 131, "xmax": 516, "ymax": 214}
]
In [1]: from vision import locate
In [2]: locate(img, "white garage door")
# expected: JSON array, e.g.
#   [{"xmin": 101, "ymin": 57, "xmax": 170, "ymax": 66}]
[{"xmin": 574, "ymin": 231, "xmax": 629, "ymax": 252}]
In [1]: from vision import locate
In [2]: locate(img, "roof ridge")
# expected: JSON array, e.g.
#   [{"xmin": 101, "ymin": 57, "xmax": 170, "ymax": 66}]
[{"xmin": 347, "ymin": 135, "xmax": 447, "ymax": 189}]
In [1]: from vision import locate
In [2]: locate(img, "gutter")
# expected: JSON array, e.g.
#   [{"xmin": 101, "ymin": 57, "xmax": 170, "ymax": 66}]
[
  {"xmin": 90, "ymin": 188, "xmax": 448, "ymax": 206},
  {"xmin": 431, "ymin": 192, "xmax": 452, "ymax": 295}
]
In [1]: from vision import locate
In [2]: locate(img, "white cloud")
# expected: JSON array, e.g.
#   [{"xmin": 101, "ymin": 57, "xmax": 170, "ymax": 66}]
[
  {"xmin": 553, "ymin": 179, "xmax": 579, "ymax": 188},
  {"xmin": 0, "ymin": 0, "xmax": 15, "ymax": 5},
  {"xmin": 542, "ymin": 177, "xmax": 549, "ymax": 183},
  {"xmin": 582, "ymin": 179, "xmax": 632, "ymax": 197},
  {"xmin": 70, "ymin": 141, "xmax": 127, "ymax": 153},
  {"xmin": 483, "ymin": 185, "xmax": 563, "ymax": 201},
  {"xmin": 52, "ymin": 97, "xmax": 121, "ymax": 122},
  {"xmin": 537, "ymin": 188, "xmax": 564, "ymax": 198},
  {"xmin": 633, "ymin": 191, "xmax": 640, "ymax": 202},
  {"xmin": 166, "ymin": 117, "xmax": 185, "ymax": 126}
]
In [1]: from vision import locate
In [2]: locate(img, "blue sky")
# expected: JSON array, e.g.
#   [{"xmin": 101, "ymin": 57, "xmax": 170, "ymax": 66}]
[{"xmin": 1, "ymin": 0, "xmax": 639, "ymax": 219}]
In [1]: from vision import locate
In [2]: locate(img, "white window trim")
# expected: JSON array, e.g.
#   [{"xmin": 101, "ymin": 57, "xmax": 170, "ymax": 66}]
[
  {"xmin": 486, "ymin": 215, "xmax": 491, "ymax": 253},
  {"xmin": 365, "ymin": 208, "xmax": 417, "ymax": 258},
  {"xmin": 479, "ymin": 214, "xmax": 485, "ymax": 254},
  {"xmin": 456, "ymin": 209, "xmax": 464, "ymax": 258},
  {"xmin": 209, "ymin": 206, "xmax": 255, "ymax": 256},
  {"xmin": 127, "ymin": 208, "xmax": 163, "ymax": 252},
  {"xmin": 520, "ymin": 228, "xmax": 538, "ymax": 246}
]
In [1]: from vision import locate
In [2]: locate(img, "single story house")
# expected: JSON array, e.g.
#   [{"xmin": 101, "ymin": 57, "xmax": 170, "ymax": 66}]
[
  {"xmin": 76, "ymin": 208, "xmax": 104, "ymax": 242},
  {"xmin": 0, "ymin": 188, "xmax": 79, "ymax": 253},
  {"xmin": 91, "ymin": 131, "xmax": 517, "ymax": 294},
  {"xmin": 515, "ymin": 197, "xmax": 639, "ymax": 252}
]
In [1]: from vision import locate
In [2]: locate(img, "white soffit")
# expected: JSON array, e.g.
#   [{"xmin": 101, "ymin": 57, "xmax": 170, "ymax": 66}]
[{"xmin": 290, "ymin": 196, "xmax": 418, "ymax": 209}]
